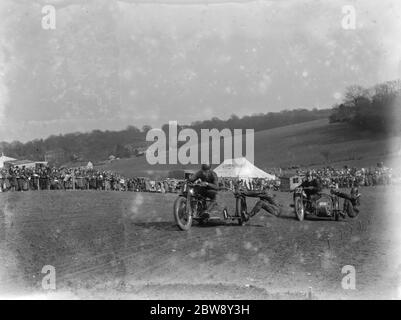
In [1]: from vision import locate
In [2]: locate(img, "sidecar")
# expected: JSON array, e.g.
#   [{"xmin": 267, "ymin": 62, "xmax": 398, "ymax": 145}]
[{"xmin": 293, "ymin": 187, "xmax": 343, "ymax": 221}]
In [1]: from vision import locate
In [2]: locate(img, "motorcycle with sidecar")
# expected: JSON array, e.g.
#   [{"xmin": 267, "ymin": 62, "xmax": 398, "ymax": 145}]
[
  {"xmin": 292, "ymin": 186, "xmax": 359, "ymax": 221},
  {"xmin": 173, "ymin": 181, "xmax": 247, "ymax": 230}
]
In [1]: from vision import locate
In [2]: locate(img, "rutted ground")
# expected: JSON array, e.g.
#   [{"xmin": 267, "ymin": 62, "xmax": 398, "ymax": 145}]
[{"xmin": 0, "ymin": 186, "xmax": 399, "ymax": 299}]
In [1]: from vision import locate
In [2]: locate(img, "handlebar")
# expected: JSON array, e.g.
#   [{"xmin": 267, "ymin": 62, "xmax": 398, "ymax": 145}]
[{"xmin": 185, "ymin": 181, "xmax": 208, "ymax": 187}]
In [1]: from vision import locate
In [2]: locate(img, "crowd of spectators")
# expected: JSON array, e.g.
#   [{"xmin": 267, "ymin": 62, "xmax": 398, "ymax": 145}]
[
  {"xmin": 0, "ymin": 166, "xmax": 182, "ymax": 193},
  {"xmin": 293, "ymin": 165, "xmax": 394, "ymax": 188},
  {"xmin": 218, "ymin": 177, "xmax": 277, "ymax": 191},
  {"xmin": 0, "ymin": 163, "xmax": 396, "ymax": 194}
]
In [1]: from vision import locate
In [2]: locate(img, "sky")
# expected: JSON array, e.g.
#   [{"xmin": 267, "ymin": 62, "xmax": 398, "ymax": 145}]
[{"xmin": 0, "ymin": 0, "xmax": 400, "ymax": 142}]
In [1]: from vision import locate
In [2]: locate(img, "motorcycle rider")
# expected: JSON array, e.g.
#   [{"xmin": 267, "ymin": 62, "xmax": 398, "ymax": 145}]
[
  {"xmin": 188, "ymin": 163, "xmax": 219, "ymax": 218},
  {"xmin": 299, "ymin": 171, "xmax": 322, "ymax": 210}
]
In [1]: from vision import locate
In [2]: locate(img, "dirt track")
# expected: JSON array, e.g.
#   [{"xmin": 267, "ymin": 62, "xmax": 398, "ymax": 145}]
[{"xmin": 0, "ymin": 186, "xmax": 400, "ymax": 299}]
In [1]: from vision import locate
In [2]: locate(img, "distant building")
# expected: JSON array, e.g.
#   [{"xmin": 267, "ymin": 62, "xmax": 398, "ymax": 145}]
[
  {"xmin": 279, "ymin": 174, "xmax": 303, "ymax": 192},
  {"xmin": 167, "ymin": 169, "xmax": 194, "ymax": 180},
  {"xmin": 3, "ymin": 159, "xmax": 48, "ymax": 170},
  {"xmin": 184, "ymin": 170, "xmax": 196, "ymax": 180},
  {"xmin": 60, "ymin": 160, "xmax": 91, "ymax": 169}
]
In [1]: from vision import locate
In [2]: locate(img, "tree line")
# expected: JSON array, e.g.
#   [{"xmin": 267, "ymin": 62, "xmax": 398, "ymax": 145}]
[
  {"xmin": 0, "ymin": 108, "xmax": 330, "ymax": 165},
  {"xmin": 0, "ymin": 126, "xmax": 148, "ymax": 166},
  {"xmin": 329, "ymin": 79, "xmax": 401, "ymax": 135}
]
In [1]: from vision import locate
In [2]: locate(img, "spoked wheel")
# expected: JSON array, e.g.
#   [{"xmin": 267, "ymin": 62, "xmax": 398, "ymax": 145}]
[
  {"xmin": 173, "ymin": 196, "xmax": 192, "ymax": 231},
  {"xmin": 294, "ymin": 196, "xmax": 305, "ymax": 221}
]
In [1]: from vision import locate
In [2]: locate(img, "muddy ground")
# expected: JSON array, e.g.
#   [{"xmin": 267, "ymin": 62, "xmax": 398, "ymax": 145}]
[{"xmin": 0, "ymin": 186, "xmax": 400, "ymax": 299}]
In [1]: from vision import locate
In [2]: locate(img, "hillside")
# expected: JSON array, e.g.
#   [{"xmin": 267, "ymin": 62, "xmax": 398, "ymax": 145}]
[
  {"xmin": 97, "ymin": 119, "xmax": 401, "ymax": 178},
  {"xmin": 252, "ymin": 119, "xmax": 400, "ymax": 172},
  {"xmin": 0, "ymin": 108, "xmax": 329, "ymax": 165}
]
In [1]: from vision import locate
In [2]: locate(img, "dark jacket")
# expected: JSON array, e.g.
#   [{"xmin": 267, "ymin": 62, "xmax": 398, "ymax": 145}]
[
  {"xmin": 300, "ymin": 178, "xmax": 322, "ymax": 197},
  {"xmin": 189, "ymin": 169, "xmax": 219, "ymax": 190}
]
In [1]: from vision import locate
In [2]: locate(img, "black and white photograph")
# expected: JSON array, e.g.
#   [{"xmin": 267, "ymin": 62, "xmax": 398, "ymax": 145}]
[{"xmin": 0, "ymin": 0, "xmax": 401, "ymax": 303}]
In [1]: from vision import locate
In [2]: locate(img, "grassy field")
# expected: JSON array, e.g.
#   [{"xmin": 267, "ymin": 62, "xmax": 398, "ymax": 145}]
[
  {"xmin": 0, "ymin": 186, "xmax": 400, "ymax": 299},
  {"xmin": 96, "ymin": 119, "xmax": 401, "ymax": 178}
]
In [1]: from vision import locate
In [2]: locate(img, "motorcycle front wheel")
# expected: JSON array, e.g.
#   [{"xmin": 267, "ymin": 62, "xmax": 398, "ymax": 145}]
[
  {"xmin": 173, "ymin": 196, "xmax": 193, "ymax": 231},
  {"xmin": 294, "ymin": 196, "xmax": 305, "ymax": 221}
]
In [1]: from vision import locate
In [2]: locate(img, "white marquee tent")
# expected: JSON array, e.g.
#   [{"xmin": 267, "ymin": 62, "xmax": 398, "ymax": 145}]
[
  {"xmin": 214, "ymin": 157, "xmax": 276, "ymax": 180},
  {"xmin": 0, "ymin": 154, "xmax": 16, "ymax": 169}
]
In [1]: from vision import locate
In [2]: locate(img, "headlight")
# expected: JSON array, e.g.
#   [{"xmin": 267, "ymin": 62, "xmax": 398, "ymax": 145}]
[{"xmin": 189, "ymin": 188, "xmax": 194, "ymax": 195}]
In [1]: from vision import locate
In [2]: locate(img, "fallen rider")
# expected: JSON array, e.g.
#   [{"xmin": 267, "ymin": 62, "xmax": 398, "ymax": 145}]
[
  {"xmin": 238, "ymin": 189, "xmax": 282, "ymax": 222},
  {"xmin": 330, "ymin": 187, "xmax": 361, "ymax": 217}
]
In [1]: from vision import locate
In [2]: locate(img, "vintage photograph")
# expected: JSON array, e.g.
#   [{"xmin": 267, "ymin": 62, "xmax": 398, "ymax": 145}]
[{"xmin": 0, "ymin": 0, "xmax": 400, "ymax": 301}]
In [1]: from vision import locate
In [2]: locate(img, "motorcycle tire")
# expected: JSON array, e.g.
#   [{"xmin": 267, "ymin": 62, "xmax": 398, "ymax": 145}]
[
  {"xmin": 173, "ymin": 196, "xmax": 192, "ymax": 231},
  {"xmin": 294, "ymin": 196, "xmax": 305, "ymax": 221}
]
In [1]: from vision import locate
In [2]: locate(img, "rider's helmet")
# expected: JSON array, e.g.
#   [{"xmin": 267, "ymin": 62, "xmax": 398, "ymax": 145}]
[{"xmin": 201, "ymin": 163, "xmax": 211, "ymax": 171}]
